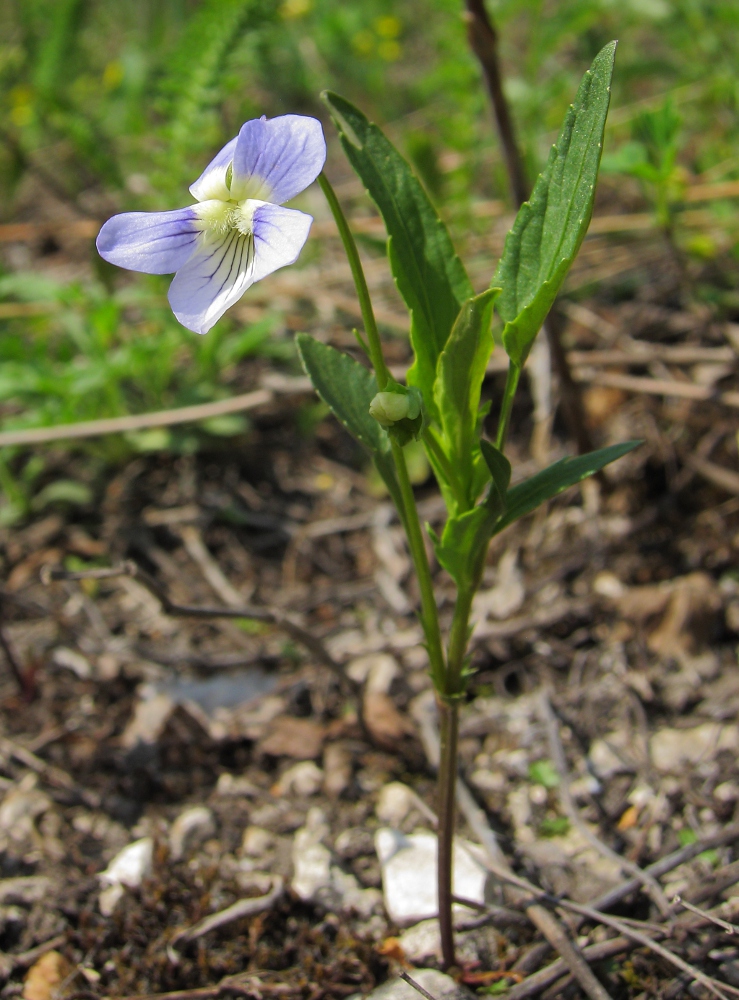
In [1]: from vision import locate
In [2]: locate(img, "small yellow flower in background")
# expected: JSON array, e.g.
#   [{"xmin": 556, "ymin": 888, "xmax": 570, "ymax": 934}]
[
  {"xmin": 375, "ymin": 15, "xmax": 401, "ymax": 38},
  {"xmin": 352, "ymin": 29, "xmax": 375, "ymax": 56},
  {"xmin": 9, "ymin": 85, "xmax": 33, "ymax": 127},
  {"xmin": 102, "ymin": 61, "xmax": 124, "ymax": 91},
  {"xmin": 281, "ymin": 0, "xmax": 312, "ymax": 20},
  {"xmin": 378, "ymin": 40, "xmax": 401, "ymax": 61}
]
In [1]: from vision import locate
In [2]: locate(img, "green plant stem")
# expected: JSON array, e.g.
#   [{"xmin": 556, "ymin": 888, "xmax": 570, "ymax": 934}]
[
  {"xmin": 435, "ymin": 583, "xmax": 477, "ymax": 970},
  {"xmin": 446, "ymin": 586, "xmax": 475, "ymax": 692},
  {"xmin": 495, "ymin": 360, "xmax": 521, "ymax": 452},
  {"xmin": 389, "ymin": 437, "xmax": 446, "ymax": 688},
  {"xmin": 317, "ymin": 172, "xmax": 391, "ymax": 389},
  {"xmin": 437, "ymin": 698, "xmax": 459, "ymax": 970},
  {"xmin": 320, "ymin": 169, "xmax": 455, "ymax": 968}
]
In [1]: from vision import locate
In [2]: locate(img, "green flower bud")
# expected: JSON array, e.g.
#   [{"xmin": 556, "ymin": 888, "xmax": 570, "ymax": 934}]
[{"xmin": 369, "ymin": 391, "xmax": 410, "ymax": 426}]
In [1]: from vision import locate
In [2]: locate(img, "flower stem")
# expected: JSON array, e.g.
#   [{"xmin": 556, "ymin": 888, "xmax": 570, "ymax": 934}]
[
  {"xmin": 435, "ymin": 582, "xmax": 476, "ymax": 970},
  {"xmin": 389, "ymin": 437, "xmax": 446, "ymax": 690},
  {"xmin": 495, "ymin": 360, "xmax": 521, "ymax": 452},
  {"xmin": 320, "ymin": 169, "xmax": 457, "ymax": 966},
  {"xmin": 317, "ymin": 172, "xmax": 391, "ymax": 389},
  {"xmin": 437, "ymin": 697, "xmax": 459, "ymax": 969},
  {"xmin": 446, "ymin": 586, "xmax": 475, "ymax": 692}
]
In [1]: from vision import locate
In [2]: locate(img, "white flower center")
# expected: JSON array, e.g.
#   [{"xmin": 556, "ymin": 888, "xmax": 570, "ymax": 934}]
[{"xmin": 196, "ymin": 198, "xmax": 266, "ymax": 242}]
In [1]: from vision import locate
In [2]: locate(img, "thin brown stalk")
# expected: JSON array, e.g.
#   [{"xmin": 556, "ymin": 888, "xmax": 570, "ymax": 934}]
[
  {"xmin": 0, "ymin": 389, "xmax": 272, "ymax": 448},
  {"xmin": 0, "ymin": 622, "xmax": 31, "ymax": 699},
  {"xmin": 557, "ymin": 897, "xmax": 738, "ymax": 1000},
  {"xmin": 437, "ymin": 700, "xmax": 459, "ymax": 968},
  {"xmin": 415, "ymin": 694, "xmax": 614, "ymax": 1000},
  {"xmin": 463, "ymin": 0, "xmax": 594, "ymax": 456},
  {"xmin": 398, "ymin": 973, "xmax": 439, "ymax": 1000}
]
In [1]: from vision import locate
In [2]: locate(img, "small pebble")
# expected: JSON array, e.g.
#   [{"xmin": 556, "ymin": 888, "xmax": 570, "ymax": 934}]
[
  {"xmin": 274, "ymin": 761, "xmax": 324, "ymax": 796},
  {"xmin": 241, "ymin": 826, "xmax": 274, "ymax": 857},
  {"xmin": 169, "ymin": 806, "xmax": 215, "ymax": 861}
]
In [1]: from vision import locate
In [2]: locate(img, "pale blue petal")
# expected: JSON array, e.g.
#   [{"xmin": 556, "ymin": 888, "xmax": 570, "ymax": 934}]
[
  {"xmin": 96, "ymin": 208, "xmax": 199, "ymax": 274},
  {"xmin": 231, "ymin": 115, "xmax": 326, "ymax": 205},
  {"xmin": 167, "ymin": 231, "xmax": 255, "ymax": 335},
  {"xmin": 250, "ymin": 203, "xmax": 313, "ymax": 283},
  {"xmin": 189, "ymin": 136, "xmax": 238, "ymax": 202}
]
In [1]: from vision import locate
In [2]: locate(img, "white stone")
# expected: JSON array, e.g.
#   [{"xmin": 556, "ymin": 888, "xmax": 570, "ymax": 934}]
[
  {"xmin": 347, "ymin": 653, "xmax": 398, "ymax": 693},
  {"xmin": 121, "ymin": 692, "xmax": 174, "ymax": 748},
  {"xmin": 52, "ymin": 646, "xmax": 92, "ymax": 679},
  {"xmin": 0, "ymin": 777, "xmax": 51, "ymax": 840},
  {"xmin": 651, "ymin": 724, "xmax": 739, "ymax": 773},
  {"xmin": 470, "ymin": 769, "xmax": 507, "ymax": 794},
  {"xmin": 714, "ymin": 782, "xmax": 739, "ymax": 804},
  {"xmin": 592, "ymin": 571, "xmax": 626, "ymax": 599},
  {"xmin": 589, "ymin": 731, "xmax": 635, "ymax": 779},
  {"xmin": 291, "ymin": 808, "xmax": 332, "ymax": 903},
  {"xmin": 169, "ymin": 806, "xmax": 215, "ymax": 860},
  {"xmin": 374, "ymin": 828, "xmax": 487, "ymax": 926},
  {"xmin": 291, "ymin": 808, "xmax": 380, "ymax": 916},
  {"xmin": 241, "ymin": 826, "xmax": 274, "ymax": 857},
  {"xmin": 98, "ymin": 837, "xmax": 153, "ymax": 915},
  {"xmin": 215, "ymin": 773, "xmax": 260, "ymax": 797},
  {"xmin": 376, "ymin": 782, "xmax": 415, "ymax": 826},
  {"xmin": 274, "ymin": 761, "xmax": 324, "ymax": 797},
  {"xmin": 365, "ymin": 969, "xmax": 475, "ymax": 1000}
]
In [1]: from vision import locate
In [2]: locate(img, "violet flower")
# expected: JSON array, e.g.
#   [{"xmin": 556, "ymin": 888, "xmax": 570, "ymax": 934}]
[{"xmin": 96, "ymin": 115, "xmax": 326, "ymax": 334}]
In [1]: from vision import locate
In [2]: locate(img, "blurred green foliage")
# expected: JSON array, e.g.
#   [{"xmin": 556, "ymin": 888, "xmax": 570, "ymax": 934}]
[
  {"xmin": 3, "ymin": 0, "xmax": 739, "ymax": 214},
  {"xmin": 0, "ymin": 0, "xmax": 737, "ymax": 520}
]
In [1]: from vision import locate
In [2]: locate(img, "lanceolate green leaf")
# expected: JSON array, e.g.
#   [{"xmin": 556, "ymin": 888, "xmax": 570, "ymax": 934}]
[
  {"xmin": 296, "ymin": 335, "xmax": 403, "ymax": 512},
  {"xmin": 496, "ymin": 440, "xmax": 640, "ymax": 533},
  {"xmin": 321, "ymin": 92, "xmax": 473, "ymax": 417},
  {"xmin": 432, "ymin": 506, "xmax": 495, "ymax": 590},
  {"xmin": 480, "ymin": 439, "xmax": 511, "ymax": 519},
  {"xmin": 494, "ymin": 41, "xmax": 617, "ymax": 368},
  {"xmin": 433, "ymin": 289, "xmax": 499, "ymax": 510}
]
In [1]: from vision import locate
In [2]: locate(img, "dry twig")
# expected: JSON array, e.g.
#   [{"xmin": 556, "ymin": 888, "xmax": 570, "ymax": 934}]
[
  {"xmin": 43, "ymin": 560, "xmax": 356, "ymax": 692},
  {"xmin": 0, "ymin": 734, "xmax": 99, "ymax": 808},
  {"xmin": 539, "ymin": 688, "xmax": 671, "ymax": 915},
  {"xmin": 171, "ymin": 876, "xmax": 284, "ymax": 945},
  {"xmin": 0, "ymin": 934, "xmax": 67, "ymax": 983},
  {"xmin": 413, "ymin": 692, "xmax": 615, "ymax": 1000},
  {"xmin": 398, "ymin": 972, "xmax": 439, "ymax": 1000}
]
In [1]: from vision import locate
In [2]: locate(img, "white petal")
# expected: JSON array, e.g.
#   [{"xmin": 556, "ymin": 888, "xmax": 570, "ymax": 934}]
[
  {"xmin": 189, "ymin": 136, "xmax": 238, "ymax": 202},
  {"xmin": 231, "ymin": 115, "xmax": 326, "ymax": 204},
  {"xmin": 250, "ymin": 203, "xmax": 313, "ymax": 284},
  {"xmin": 96, "ymin": 208, "xmax": 199, "ymax": 274},
  {"xmin": 167, "ymin": 231, "xmax": 255, "ymax": 335}
]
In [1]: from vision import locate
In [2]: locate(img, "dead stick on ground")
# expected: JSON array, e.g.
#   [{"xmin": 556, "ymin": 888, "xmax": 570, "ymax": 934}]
[
  {"xmin": 589, "ymin": 821, "xmax": 739, "ymax": 914},
  {"xmin": 172, "ymin": 876, "xmax": 283, "ymax": 945},
  {"xmin": 506, "ymin": 890, "xmax": 739, "ymax": 1000},
  {"xmin": 557, "ymin": 897, "xmax": 737, "ymax": 1000},
  {"xmin": 0, "ymin": 620, "xmax": 30, "ymax": 699},
  {"xmin": 673, "ymin": 895, "xmax": 739, "ymax": 934},
  {"xmin": 102, "ymin": 978, "xmax": 297, "ymax": 1000},
  {"xmin": 41, "ymin": 562, "xmax": 360, "ymax": 699},
  {"xmin": 0, "ymin": 934, "xmax": 66, "ymax": 983},
  {"xmin": 539, "ymin": 688, "xmax": 672, "ymax": 916},
  {"xmin": 414, "ymin": 693, "xmax": 615, "ymax": 1000},
  {"xmin": 0, "ymin": 734, "xmax": 99, "ymax": 808},
  {"xmin": 0, "ymin": 388, "xmax": 273, "ymax": 448},
  {"xmin": 469, "ymin": 851, "xmax": 738, "ymax": 1000},
  {"xmin": 398, "ymin": 973, "xmax": 439, "ymax": 1000},
  {"xmin": 507, "ymin": 936, "xmax": 634, "ymax": 1000}
]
